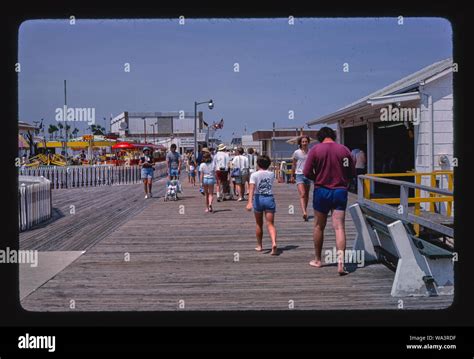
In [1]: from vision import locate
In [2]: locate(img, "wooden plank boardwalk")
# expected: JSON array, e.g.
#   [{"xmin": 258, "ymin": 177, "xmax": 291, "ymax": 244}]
[
  {"xmin": 21, "ymin": 177, "xmax": 453, "ymax": 311},
  {"xmin": 20, "ymin": 177, "xmax": 169, "ymax": 251}
]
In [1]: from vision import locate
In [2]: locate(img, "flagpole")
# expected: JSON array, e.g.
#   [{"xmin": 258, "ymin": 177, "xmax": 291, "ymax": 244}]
[{"xmin": 64, "ymin": 80, "xmax": 69, "ymax": 164}]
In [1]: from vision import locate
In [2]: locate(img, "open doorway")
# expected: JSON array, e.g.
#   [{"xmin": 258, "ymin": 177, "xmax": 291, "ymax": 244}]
[
  {"xmin": 343, "ymin": 125, "xmax": 367, "ymax": 193},
  {"xmin": 343, "ymin": 124, "xmax": 367, "ymax": 153},
  {"xmin": 373, "ymin": 121, "xmax": 415, "ymax": 196}
]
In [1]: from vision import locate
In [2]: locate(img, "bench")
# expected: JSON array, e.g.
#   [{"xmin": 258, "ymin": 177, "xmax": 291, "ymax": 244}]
[{"xmin": 349, "ymin": 202, "xmax": 454, "ymax": 297}]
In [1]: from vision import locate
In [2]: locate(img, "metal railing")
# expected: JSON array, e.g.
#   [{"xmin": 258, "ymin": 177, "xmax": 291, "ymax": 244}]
[
  {"xmin": 18, "ymin": 176, "xmax": 52, "ymax": 231},
  {"xmin": 19, "ymin": 162, "xmax": 168, "ymax": 189},
  {"xmin": 358, "ymin": 173, "xmax": 454, "ymax": 237},
  {"xmin": 361, "ymin": 171, "xmax": 454, "ymax": 217}
]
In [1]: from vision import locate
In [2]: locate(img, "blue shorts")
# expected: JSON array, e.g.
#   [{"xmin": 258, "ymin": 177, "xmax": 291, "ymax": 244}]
[
  {"xmin": 313, "ymin": 187, "xmax": 348, "ymax": 214},
  {"xmin": 169, "ymin": 168, "xmax": 179, "ymax": 177},
  {"xmin": 190, "ymin": 171, "xmax": 196, "ymax": 178},
  {"xmin": 233, "ymin": 175, "xmax": 244, "ymax": 184},
  {"xmin": 296, "ymin": 174, "xmax": 312, "ymax": 185},
  {"xmin": 141, "ymin": 168, "xmax": 154, "ymax": 179},
  {"xmin": 253, "ymin": 194, "xmax": 276, "ymax": 213},
  {"xmin": 203, "ymin": 177, "xmax": 216, "ymax": 186}
]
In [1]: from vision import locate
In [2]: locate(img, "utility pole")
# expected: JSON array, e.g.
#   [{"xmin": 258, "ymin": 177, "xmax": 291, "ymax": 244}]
[
  {"xmin": 272, "ymin": 121, "xmax": 275, "ymax": 159},
  {"xmin": 64, "ymin": 80, "xmax": 69, "ymax": 163}
]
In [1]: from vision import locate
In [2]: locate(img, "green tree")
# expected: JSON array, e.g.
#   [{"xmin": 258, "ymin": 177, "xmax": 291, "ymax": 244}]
[
  {"xmin": 24, "ymin": 130, "xmax": 37, "ymax": 156},
  {"xmin": 48, "ymin": 124, "xmax": 59, "ymax": 139},
  {"xmin": 65, "ymin": 124, "xmax": 71, "ymax": 139},
  {"xmin": 88, "ymin": 124, "xmax": 105, "ymax": 135},
  {"xmin": 57, "ymin": 122, "xmax": 64, "ymax": 139}
]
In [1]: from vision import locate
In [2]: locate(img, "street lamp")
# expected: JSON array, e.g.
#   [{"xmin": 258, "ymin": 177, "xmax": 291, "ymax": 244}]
[
  {"xmin": 142, "ymin": 117, "xmax": 147, "ymax": 143},
  {"xmin": 194, "ymin": 99, "xmax": 214, "ymax": 156}
]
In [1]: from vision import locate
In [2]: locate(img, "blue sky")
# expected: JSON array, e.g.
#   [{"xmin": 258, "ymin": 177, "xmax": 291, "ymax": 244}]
[{"xmin": 19, "ymin": 17, "xmax": 452, "ymax": 141}]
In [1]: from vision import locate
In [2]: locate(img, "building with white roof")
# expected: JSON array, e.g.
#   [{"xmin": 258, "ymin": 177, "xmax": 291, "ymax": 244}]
[{"xmin": 306, "ymin": 58, "xmax": 454, "ymax": 203}]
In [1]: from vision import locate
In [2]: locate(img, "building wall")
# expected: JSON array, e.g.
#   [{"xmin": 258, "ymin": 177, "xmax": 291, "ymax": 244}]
[
  {"xmin": 127, "ymin": 116, "xmax": 161, "ymax": 134},
  {"xmin": 241, "ymin": 135, "xmax": 261, "ymax": 153},
  {"xmin": 173, "ymin": 116, "xmax": 196, "ymax": 134},
  {"xmin": 111, "ymin": 112, "xmax": 202, "ymax": 137},
  {"xmin": 110, "ymin": 112, "xmax": 126, "ymax": 135},
  {"xmin": 415, "ymin": 72, "xmax": 453, "ymax": 213},
  {"xmin": 260, "ymin": 139, "xmax": 298, "ymax": 159}
]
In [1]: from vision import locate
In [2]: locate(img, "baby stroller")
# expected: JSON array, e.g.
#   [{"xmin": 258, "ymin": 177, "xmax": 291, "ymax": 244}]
[{"xmin": 164, "ymin": 179, "xmax": 183, "ymax": 201}]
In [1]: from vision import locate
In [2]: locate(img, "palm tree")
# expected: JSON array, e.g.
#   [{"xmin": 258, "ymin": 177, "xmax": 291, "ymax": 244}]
[
  {"xmin": 72, "ymin": 127, "xmax": 80, "ymax": 137},
  {"xmin": 65, "ymin": 124, "xmax": 71, "ymax": 139},
  {"xmin": 88, "ymin": 124, "xmax": 105, "ymax": 135},
  {"xmin": 57, "ymin": 122, "xmax": 64, "ymax": 139},
  {"xmin": 24, "ymin": 130, "xmax": 36, "ymax": 156},
  {"xmin": 48, "ymin": 124, "xmax": 59, "ymax": 139}
]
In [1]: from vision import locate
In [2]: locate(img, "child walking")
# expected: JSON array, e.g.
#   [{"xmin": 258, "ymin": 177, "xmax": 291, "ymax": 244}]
[
  {"xmin": 199, "ymin": 152, "xmax": 216, "ymax": 212},
  {"xmin": 189, "ymin": 160, "xmax": 196, "ymax": 186},
  {"xmin": 246, "ymin": 155, "xmax": 278, "ymax": 255}
]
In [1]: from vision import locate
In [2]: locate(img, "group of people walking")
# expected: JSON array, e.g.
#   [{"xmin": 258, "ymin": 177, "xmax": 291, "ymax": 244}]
[
  {"xmin": 196, "ymin": 144, "xmax": 258, "ymax": 210},
  {"xmin": 140, "ymin": 127, "xmax": 356, "ymax": 275}
]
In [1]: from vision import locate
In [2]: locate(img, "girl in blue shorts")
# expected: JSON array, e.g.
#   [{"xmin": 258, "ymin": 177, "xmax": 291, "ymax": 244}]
[
  {"xmin": 199, "ymin": 152, "xmax": 216, "ymax": 213},
  {"xmin": 189, "ymin": 160, "xmax": 196, "ymax": 186},
  {"xmin": 246, "ymin": 155, "xmax": 278, "ymax": 255}
]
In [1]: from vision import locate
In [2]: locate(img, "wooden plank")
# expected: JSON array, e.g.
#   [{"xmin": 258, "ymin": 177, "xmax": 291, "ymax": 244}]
[
  {"xmin": 19, "ymin": 177, "xmax": 169, "ymax": 251},
  {"xmin": 20, "ymin": 179, "xmax": 453, "ymax": 311}
]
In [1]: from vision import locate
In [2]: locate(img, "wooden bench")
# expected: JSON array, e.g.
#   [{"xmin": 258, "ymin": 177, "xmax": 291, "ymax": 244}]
[{"xmin": 349, "ymin": 202, "xmax": 454, "ymax": 297}]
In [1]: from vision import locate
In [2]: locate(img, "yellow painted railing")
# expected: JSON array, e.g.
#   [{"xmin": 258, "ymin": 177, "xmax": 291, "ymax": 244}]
[{"xmin": 362, "ymin": 171, "xmax": 454, "ymax": 234}]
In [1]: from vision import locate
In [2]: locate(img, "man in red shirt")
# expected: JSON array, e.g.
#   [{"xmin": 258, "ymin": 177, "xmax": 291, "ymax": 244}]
[{"xmin": 303, "ymin": 127, "xmax": 355, "ymax": 275}]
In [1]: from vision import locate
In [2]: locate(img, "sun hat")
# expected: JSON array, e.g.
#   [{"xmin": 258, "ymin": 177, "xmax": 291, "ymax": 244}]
[{"xmin": 217, "ymin": 144, "xmax": 226, "ymax": 151}]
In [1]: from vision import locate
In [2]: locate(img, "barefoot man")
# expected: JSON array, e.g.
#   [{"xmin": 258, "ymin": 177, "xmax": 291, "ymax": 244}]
[
  {"xmin": 167, "ymin": 143, "xmax": 182, "ymax": 180},
  {"xmin": 303, "ymin": 127, "xmax": 355, "ymax": 275}
]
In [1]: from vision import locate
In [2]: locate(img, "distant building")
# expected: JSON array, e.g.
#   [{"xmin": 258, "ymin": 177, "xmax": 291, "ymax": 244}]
[
  {"xmin": 252, "ymin": 128, "xmax": 319, "ymax": 160},
  {"xmin": 19, "ymin": 121, "xmax": 38, "ymax": 137},
  {"xmin": 230, "ymin": 137, "xmax": 242, "ymax": 147},
  {"xmin": 241, "ymin": 134, "xmax": 261, "ymax": 153},
  {"xmin": 110, "ymin": 111, "xmax": 209, "ymax": 153}
]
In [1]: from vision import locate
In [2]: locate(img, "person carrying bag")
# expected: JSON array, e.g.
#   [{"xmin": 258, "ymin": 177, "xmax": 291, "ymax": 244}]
[{"xmin": 232, "ymin": 147, "xmax": 249, "ymax": 201}]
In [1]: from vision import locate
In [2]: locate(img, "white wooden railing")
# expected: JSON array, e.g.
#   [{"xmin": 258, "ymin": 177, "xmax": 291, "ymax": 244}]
[
  {"xmin": 19, "ymin": 162, "xmax": 168, "ymax": 189},
  {"xmin": 18, "ymin": 176, "xmax": 52, "ymax": 231}
]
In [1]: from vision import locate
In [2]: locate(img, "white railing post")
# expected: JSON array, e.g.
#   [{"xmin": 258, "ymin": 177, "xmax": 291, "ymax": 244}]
[
  {"xmin": 18, "ymin": 176, "xmax": 52, "ymax": 231},
  {"xmin": 358, "ymin": 176, "xmax": 364, "ymax": 202},
  {"xmin": 399, "ymin": 184, "xmax": 409, "ymax": 219}
]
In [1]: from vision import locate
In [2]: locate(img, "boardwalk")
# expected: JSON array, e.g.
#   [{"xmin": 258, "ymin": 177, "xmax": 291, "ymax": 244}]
[{"xmin": 20, "ymin": 177, "xmax": 453, "ymax": 311}]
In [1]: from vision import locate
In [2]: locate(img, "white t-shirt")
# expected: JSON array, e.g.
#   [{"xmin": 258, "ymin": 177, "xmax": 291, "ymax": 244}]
[
  {"xmin": 232, "ymin": 155, "xmax": 249, "ymax": 169},
  {"xmin": 246, "ymin": 154, "xmax": 257, "ymax": 173},
  {"xmin": 199, "ymin": 162, "xmax": 215, "ymax": 179},
  {"xmin": 292, "ymin": 149, "xmax": 309, "ymax": 175},
  {"xmin": 355, "ymin": 151, "xmax": 366, "ymax": 169},
  {"xmin": 250, "ymin": 170, "xmax": 274, "ymax": 195},
  {"xmin": 213, "ymin": 151, "xmax": 230, "ymax": 170}
]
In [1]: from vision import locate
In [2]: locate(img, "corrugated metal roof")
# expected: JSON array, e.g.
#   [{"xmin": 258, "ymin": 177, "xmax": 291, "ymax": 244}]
[
  {"xmin": 18, "ymin": 121, "xmax": 37, "ymax": 129},
  {"xmin": 253, "ymin": 127, "xmax": 308, "ymax": 132},
  {"xmin": 128, "ymin": 112, "xmax": 195, "ymax": 117},
  {"xmin": 307, "ymin": 58, "xmax": 453, "ymax": 125}
]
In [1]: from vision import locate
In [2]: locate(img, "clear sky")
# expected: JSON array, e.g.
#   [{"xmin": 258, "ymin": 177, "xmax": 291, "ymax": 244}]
[{"xmin": 18, "ymin": 17, "xmax": 452, "ymax": 141}]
